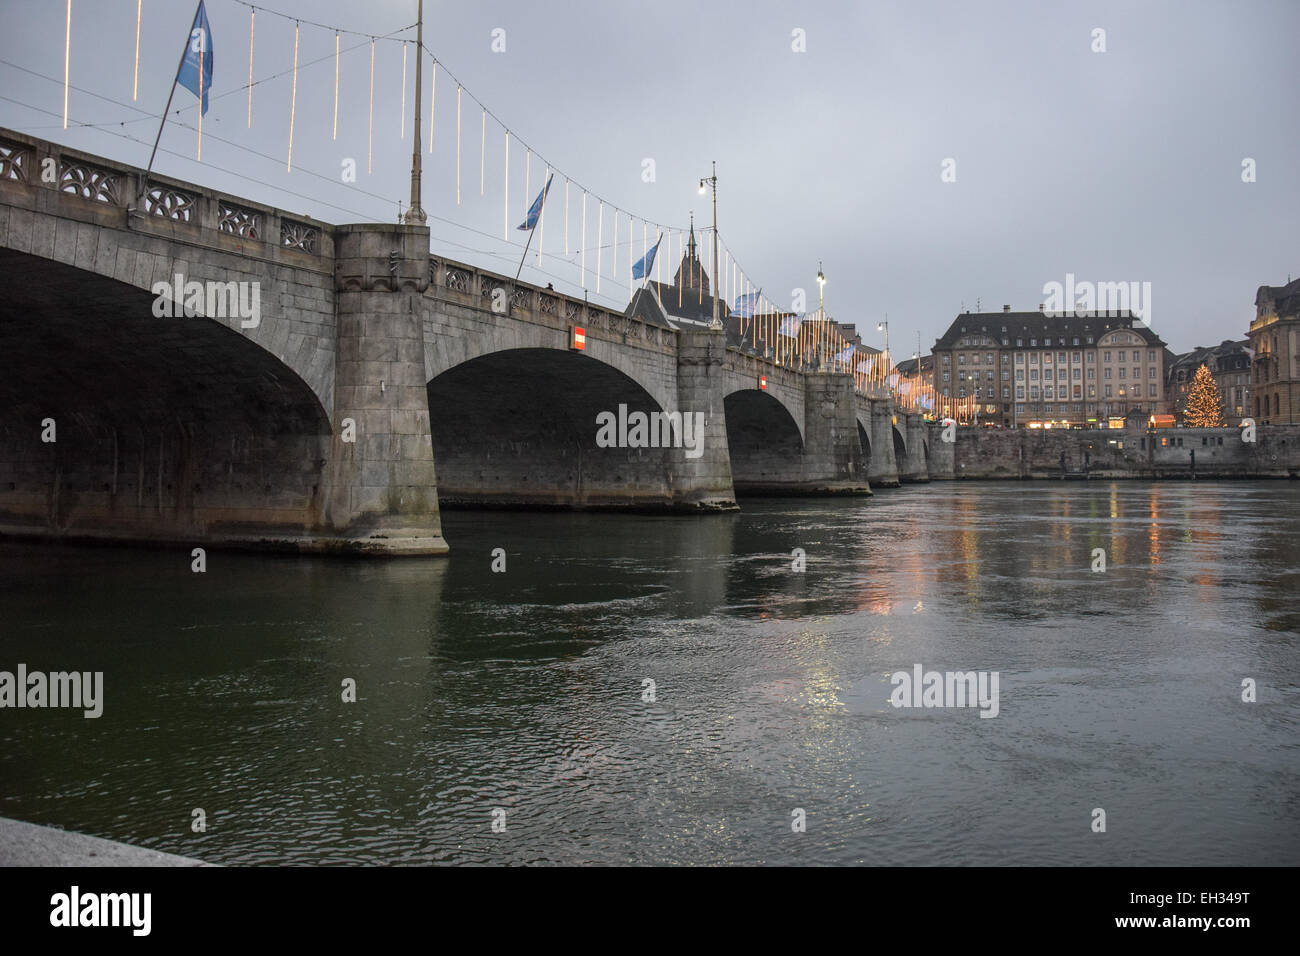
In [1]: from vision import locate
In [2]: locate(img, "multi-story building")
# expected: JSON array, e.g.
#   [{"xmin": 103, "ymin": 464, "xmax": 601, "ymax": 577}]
[
  {"xmin": 1166, "ymin": 340, "xmax": 1252, "ymax": 422},
  {"xmin": 1247, "ymin": 277, "xmax": 1300, "ymax": 424},
  {"xmin": 930, "ymin": 306, "xmax": 1169, "ymax": 427}
]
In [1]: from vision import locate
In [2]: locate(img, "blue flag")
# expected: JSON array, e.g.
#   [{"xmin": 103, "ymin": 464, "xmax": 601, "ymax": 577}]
[
  {"xmin": 732, "ymin": 291, "xmax": 760, "ymax": 318},
  {"xmin": 779, "ymin": 315, "xmax": 803, "ymax": 337},
  {"xmin": 177, "ymin": 1, "xmax": 214, "ymax": 115},
  {"xmin": 834, "ymin": 345, "xmax": 855, "ymax": 365},
  {"xmin": 632, "ymin": 233, "xmax": 662, "ymax": 280},
  {"xmin": 517, "ymin": 174, "xmax": 554, "ymax": 231}
]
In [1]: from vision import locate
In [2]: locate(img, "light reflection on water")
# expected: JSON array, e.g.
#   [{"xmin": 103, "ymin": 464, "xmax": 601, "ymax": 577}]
[{"xmin": 0, "ymin": 481, "xmax": 1297, "ymax": 865}]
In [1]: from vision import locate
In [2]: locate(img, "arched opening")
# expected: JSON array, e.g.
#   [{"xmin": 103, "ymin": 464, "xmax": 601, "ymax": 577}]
[
  {"xmin": 426, "ymin": 348, "xmax": 675, "ymax": 509},
  {"xmin": 0, "ymin": 251, "xmax": 331, "ymax": 542},
  {"xmin": 892, "ymin": 425, "xmax": 907, "ymax": 468},
  {"xmin": 857, "ymin": 420, "xmax": 872, "ymax": 473},
  {"xmin": 723, "ymin": 389, "xmax": 803, "ymax": 494}
]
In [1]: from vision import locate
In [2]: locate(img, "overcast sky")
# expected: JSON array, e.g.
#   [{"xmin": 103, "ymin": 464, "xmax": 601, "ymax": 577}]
[{"xmin": 1, "ymin": 0, "xmax": 1296, "ymax": 355}]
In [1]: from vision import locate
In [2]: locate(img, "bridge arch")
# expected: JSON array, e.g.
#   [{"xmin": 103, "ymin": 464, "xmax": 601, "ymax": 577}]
[
  {"xmin": 426, "ymin": 347, "xmax": 683, "ymax": 509},
  {"xmin": 857, "ymin": 419, "xmax": 872, "ymax": 471},
  {"xmin": 892, "ymin": 424, "xmax": 907, "ymax": 465},
  {"xmin": 723, "ymin": 388, "xmax": 804, "ymax": 494},
  {"xmin": 0, "ymin": 251, "xmax": 332, "ymax": 540}
]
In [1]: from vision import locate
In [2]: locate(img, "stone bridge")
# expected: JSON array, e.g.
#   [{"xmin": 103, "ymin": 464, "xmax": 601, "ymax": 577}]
[{"xmin": 0, "ymin": 129, "xmax": 933, "ymax": 555}]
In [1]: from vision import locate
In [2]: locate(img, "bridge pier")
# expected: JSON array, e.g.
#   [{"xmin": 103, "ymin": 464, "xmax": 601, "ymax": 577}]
[
  {"xmin": 324, "ymin": 224, "xmax": 447, "ymax": 554},
  {"xmin": 866, "ymin": 400, "xmax": 902, "ymax": 487},
  {"xmin": 671, "ymin": 329, "xmax": 739, "ymax": 510},
  {"xmin": 899, "ymin": 414, "xmax": 931, "ymax": 482},
  {"xmin": 796, "ymin": 372, "xmax": 872, "ymax": 494}
]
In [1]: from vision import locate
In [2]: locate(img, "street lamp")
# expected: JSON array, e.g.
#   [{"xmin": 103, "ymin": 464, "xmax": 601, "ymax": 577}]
[
  {"xmin": 877, "ymin": 316, "xmax": 889, "ymax": 369},
  {"xmin": 817, "ymin": 262, "xmax": 826, "ymax": 315},
  {"xmin": 698, "ymin": 161, "xmax": 721, "ymax": 330}
]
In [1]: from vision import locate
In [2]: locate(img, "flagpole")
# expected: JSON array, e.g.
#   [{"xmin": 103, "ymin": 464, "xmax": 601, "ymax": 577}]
[
  {"xmin": 514, "ymin": 223, "xmax": 537, "ymax": 283},
  {"xmin": 141, "ymin": 0, "xmax": 203, "ymax": 208}
]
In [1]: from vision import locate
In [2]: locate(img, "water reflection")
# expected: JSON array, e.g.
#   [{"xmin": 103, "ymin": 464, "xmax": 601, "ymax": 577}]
[{"xmin": 0, "ymin": 481, "xmax": 1296, "ymax": 865}]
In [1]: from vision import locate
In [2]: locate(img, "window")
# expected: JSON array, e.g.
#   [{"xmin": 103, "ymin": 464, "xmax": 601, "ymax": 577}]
[
  {"xmin": 959, "ymin": 388, "xmax": 966, "ymax": 398},
  {"xmin": 1016, "ymin": 353, "xmax": 1024, "ymax": 364},
  {"xmin": 1016, "ymin": 403, "xmax": 1025, "ymax": 413},
  {"xmin": 1030, "ymin": 339, "xmax": 1037, "ymax": 346},
  {"xmin": 1016, "ymin": 369, "xmax": 1024, "ymax": 381},
  {"xmin": 1132, "ymin": 368, "xmax": 1140, "ymax": 379},
  {"xmin": 1087, "ymin": 368, "xmax": 1095, "ymax": 379},
  {"xmin": 1148, "ymin": 367, "xmax": 1156, "ymax": 378},
  {"xmin": 986, "ymin": 353, "xmax": 994, "ymax": 364},
  {"xmin": 942, "ymin": 354, "xmax": 950, "ymax": 365},
  {"xmin": 1001, "ymin": 338, "xmax": 1008, "ymax": 346},
  {"xmin": 1016, "ymin": 387, "xmax": 1025, "ymax": 400},
  {"xmin": 1132, "ymin": 351, "xmax": 1141, "ymax": 362},
  {"xmin": 1002, "ymin": 370, "xmax": 1009, "ymax": 380},
  {"xmin": 1002, "ymin": 387, "xmax": 1010, "ymax": 399},
  {"xmin": 1030, "ymin": 386, "xmax": 1040, "ymax": 399},
  {"xmin": 1045, "ymin": 386, "xmax": 1054, "ymax": 399},
  {"xmin": 1072, "ymin": 352, "xmax": 1081, "ymax": 362},
  {"xmin": 1104, "ymin": 351, "xmax": 1112, "ymax": 362},
  {"xmin": 942, "ymin": 371, "xmax": 950, "ymax": 382},
  {"xmin": 1088, "ymin": 385, "xmax": 1096, "ymax": 398},
  {"xmin": 1059, "ymin": 352, "xmax": 1067, "ymax": 363},
  {"xmin": 1044, "ymin": 369, "xmax": 1053, "ymax": 381},
  {"xmin": 972, "ymin": 354, "xmax": 980, "ymax": 365},
  {"xmin": 1147, "ymin": 350, "xmax": 1155, "ymax": 361},
  {"xmin": 1044, "ymin": 353, "xmax": 1053, "ymax": 365},
  {"xmin": 1073, "ymin": 338, "xmax": 1079, "ymax": 346},
  {"xmin": 1105, "ymin": 385, "xmax": 1112, "ymax": 397},
  {"xmin": 1119, "ymin": 368, "xmax": 1126, "ymax": 379},
  {"xmin": 1086, "ymin": 352, "xmax": 1095, "ymax": 363},
  {"xmin": 1031, "ymin": 369, "xmax": 1039, "ymax": 381},
  {"xmin": 1086, "ymin": 336, "xmax": 1094, "ymax": 344},
  {"xmin": 943, "ymin": 388, "xmax": 950, "ymax": 397},
  {"xmin": 1149, "ymin": 385, "xmax": 1157, "ymax": 397},
  {"xmin": 986, "ymin": 371, "xmax": 994, "ymax": 381},
  {"xmin": 1104, "ymin": 368, "xmax": 1112, "ymax": 379},
  {"xmin": 1073, "ymin": 386, "xmax": 1082, "ymax": 399},
  {"xmin": 958, "ymin": 354, "xmax": 966, "ymax": 365}
]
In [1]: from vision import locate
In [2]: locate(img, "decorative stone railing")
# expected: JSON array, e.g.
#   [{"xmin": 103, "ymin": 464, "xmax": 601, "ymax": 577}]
[
  {"xmin": 426, "ymin": 253, "xmax": 674, "ymax": 349},
  {"xmin": 0, "ymin": 127, "xmax": 332, "ymax": 261}
]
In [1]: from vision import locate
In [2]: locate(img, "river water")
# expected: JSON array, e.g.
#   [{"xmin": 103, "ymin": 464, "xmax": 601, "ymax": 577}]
[{"xmin": 1, "ymin": 481, "xmax": 1296, "ymax": 865}]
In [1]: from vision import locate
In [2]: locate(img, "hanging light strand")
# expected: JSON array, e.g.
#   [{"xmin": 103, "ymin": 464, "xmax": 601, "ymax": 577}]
[
  {"xmin": 133, "ymin": 0, "xmax": 141, "ymax": 101},
  {"xmin": 366, "ymin": 37, "xmax": 374, "ymax": 174},
  {"xmin": 286, "ymin": 20, "xmax": 298, "ymax": 171},
  {"xmin": 247, "ymin": 8, "xmax": 255, "ymax": 125}
]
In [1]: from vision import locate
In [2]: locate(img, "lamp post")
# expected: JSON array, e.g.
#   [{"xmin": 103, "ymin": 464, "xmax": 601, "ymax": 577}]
[
  {"xmin": 816, "ymin": 263, "xmax": 827, "ymax": 370},
  {"xmin": 403, "ymin": 0, "xmax": 427, "ymax": 225},
  {"xmin": 878, "ymin": 316, "xmax": 890, "ymax": 385},
  {"xmin": 698, "ymin": 161, "xmax": 721, "ymax": 330}
]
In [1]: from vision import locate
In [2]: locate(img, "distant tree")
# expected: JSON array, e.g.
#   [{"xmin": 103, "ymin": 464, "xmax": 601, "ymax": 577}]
[{"xmin": 1184, "ymin": 363, "xmax": 1224, "ymax": 427}]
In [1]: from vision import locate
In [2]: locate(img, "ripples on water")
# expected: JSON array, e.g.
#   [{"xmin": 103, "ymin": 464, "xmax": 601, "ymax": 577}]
[{"xmin": 0, "ymin": 482, "xmax": 1297, "ymax": 865}]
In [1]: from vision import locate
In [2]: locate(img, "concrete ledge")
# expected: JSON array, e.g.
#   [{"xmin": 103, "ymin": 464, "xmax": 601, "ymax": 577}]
[
  {"xmin": 0, "ymin": 817, "xmax": 210, "ymax": 867},
  {"xmin": 0, "ymin": 523, "xmax": 450, "ymax": 557}
]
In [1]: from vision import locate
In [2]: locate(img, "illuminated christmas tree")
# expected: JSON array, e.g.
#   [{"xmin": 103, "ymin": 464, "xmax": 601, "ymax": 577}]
[{"xmin": 1184, "ymin": 363, "xmax": 1224, "ymax": 427}]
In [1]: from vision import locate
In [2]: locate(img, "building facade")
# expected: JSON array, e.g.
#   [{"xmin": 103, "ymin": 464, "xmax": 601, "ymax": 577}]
[
  {"xmin": 1247, "ymin": 277, "xmax": 1300, "ymax": 424},
  {"xmin": 931, "ymin": 307, "xmax": 1169, "ymax": 427}
]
